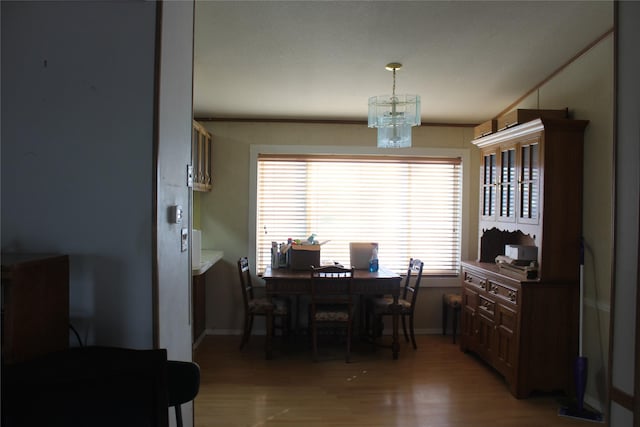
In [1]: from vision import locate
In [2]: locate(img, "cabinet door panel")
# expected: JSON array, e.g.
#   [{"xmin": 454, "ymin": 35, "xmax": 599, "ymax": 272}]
[
  {"xmin": 518, "ymin": 142, "xmax": 540, "ymax": 224},
  {"xmin": 461, "ymin": 283, "xmax": 479, "ymax": 352},
  {"xmin": 476, "ymin": 314, "xmax": 495, "ymax": 361},
  {"xmin": 498, "ymin": 147, "xmax": 516, "ymax": 222},
  {"xmin": 481, "ymin": 151, "xmax": 497, "ymax": 220},
  {"xmin": 494, "ymin": 303, "xmax": 517, "ymax": 379}
]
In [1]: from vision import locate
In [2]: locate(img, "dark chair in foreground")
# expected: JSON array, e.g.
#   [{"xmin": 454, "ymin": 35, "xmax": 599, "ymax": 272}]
[
  {"xmin": 237, "ymin": 257, "xmax": 289, "ymax": 352},
  {"xmin": 309, "ymin": 265, "xmax": 355, "ymax": 362},
  {"xmin": 167, "ymin": 360, "xmax": 201, "ymax": 427},
  {"xmin": 369, "ymin": 258, "xmax": 424, "ymax": 349},
  {"xmin": 2, "ymin": 346, "xmax": 199, "ymax": 427}
]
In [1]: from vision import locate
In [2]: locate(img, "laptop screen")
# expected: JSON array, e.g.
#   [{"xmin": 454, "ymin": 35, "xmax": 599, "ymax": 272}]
[{"xmin": 349, "ymin": 242, "xmax": 378, "ymax": 270}]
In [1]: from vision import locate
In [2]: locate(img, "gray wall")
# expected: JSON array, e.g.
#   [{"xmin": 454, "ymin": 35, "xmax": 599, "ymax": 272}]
[
  {"xmin": 610, "ymin": 1, "xmax": 640, "ymax": 425},
  {"xmin": 156, "ymin": 1, "xmax": 195, "ymax": 362},
  {"xmin": 2, "ymin": 2, "xmax": 196, "ymax": 424},
  {"xmin": 1, "ymin": 1, "xmax": 157, "ymax": 348}
]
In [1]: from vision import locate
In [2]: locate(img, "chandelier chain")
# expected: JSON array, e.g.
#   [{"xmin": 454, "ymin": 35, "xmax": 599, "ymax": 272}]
[{"xmin": 392, "ymin": 68, "xmax": 396, "ymax": 98}]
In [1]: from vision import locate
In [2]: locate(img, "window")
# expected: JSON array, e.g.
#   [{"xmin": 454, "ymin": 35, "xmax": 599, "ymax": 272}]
[{"xmin": 255, "ymin": 153, "xmax": 462, "ymax": 275}]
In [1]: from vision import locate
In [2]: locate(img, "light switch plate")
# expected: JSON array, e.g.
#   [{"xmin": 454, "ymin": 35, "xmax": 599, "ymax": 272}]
[
  {"xmin": 181, "ymin": 228, "xmax": 188, "ymax": 252},
  {"xmin": 187, "ymin": 165, "xmax": 194, "ymax": 188}
]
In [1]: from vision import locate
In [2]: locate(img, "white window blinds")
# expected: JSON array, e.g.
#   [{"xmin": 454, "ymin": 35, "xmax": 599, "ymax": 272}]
[{"xmin": 256, "ymin": 154, "xmax": 462, "ymax": 275}]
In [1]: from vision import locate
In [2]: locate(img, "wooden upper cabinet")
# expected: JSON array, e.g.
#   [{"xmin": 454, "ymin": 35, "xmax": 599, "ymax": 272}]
[
  {"xmin": 192, "ymin": 120, "xmax": 212, "ymax": 192},
  {"xmin": 473, "ymin": 117, "xmax": 588, "ymax": 282}
]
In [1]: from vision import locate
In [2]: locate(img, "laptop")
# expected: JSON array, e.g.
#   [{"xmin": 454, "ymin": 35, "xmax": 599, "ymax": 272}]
[{"xmin": 349, "ymin": 242, "xmax": 378, "ymax": 270}]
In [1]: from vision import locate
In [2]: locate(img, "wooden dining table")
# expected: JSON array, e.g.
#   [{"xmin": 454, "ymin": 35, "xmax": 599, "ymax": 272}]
[{"xmin": 261, "ymin": 266, "xmax": 402, "ymax": 360}]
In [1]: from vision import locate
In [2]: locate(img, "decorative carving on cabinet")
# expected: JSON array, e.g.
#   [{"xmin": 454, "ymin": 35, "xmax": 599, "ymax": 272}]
[{"xmin": 479, "ymin": 228, "xmax": 536, "ymax": 263}]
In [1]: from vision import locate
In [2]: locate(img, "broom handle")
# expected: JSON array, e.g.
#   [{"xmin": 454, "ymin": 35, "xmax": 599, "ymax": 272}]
[
  {"xmin": 579, "ymin": 264, "xmax": 584, "ymax": 358},
  {"xmin": 579, "ymin": 237, "xmax": 585, "ymax": 358}
]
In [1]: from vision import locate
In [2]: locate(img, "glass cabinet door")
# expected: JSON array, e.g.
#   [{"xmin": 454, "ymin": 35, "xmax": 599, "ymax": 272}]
[
  {"xmin": 192, "ymin": 120, "xmax": 213, "ymax": 192},
  {"xmin": 481, "ymin": 151, "xmax": 497, "ymax": 220},
  {"xmin": 498, "ymin": 147, "xmax": 516, "ymax": 222},
  {"xmin": 192, "ymin": 125, "xmax": 201, "ymax": 184},
  {"xmin": 518, "ymin": 142, "xmax": 539, "ymax": 224}
]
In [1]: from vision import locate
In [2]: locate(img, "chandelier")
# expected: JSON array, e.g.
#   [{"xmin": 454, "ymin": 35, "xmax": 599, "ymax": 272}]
[{"xmin": 368, "ymin": 63, "xmax": 421, "ymax": 148}]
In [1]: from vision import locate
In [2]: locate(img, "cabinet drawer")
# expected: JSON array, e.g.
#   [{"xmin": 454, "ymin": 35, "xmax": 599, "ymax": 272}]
[
  {"xmin": 463, "ymin": 269, "xmax": 488, "ymax": 292},
  {"xmin": 477, "ymin": 295, "xmax": 495, "ymax": 319},
  {"xmin": 487, "ymin": 280, "xmax": 519, "ymax": 305}
]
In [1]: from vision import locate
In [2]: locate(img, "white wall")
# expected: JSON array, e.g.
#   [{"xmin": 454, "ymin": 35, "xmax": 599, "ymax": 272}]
[
  {"xmin": 510, "ymin": 32, "xmax": 614, "ymax": 412},
  {"xmin": 1, "ymin": 1, "xmax": 157, "ymax": 348}
]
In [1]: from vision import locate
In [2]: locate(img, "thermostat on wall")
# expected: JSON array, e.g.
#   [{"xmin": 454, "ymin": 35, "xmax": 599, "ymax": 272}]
[{"xmin": 169, "ymin": 205, "xmax": 183, "ymax": 224}]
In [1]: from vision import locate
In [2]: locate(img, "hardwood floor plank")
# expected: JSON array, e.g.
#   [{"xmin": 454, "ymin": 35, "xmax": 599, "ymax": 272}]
[{"xmin": 194, "ymin": 335, "xmax": 588, "ymax": 426}]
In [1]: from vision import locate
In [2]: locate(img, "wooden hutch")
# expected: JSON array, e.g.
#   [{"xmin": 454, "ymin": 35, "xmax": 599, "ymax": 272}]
[{"xmin": 460, "ymin": 117, "xmax": 589, "ymax": 398}]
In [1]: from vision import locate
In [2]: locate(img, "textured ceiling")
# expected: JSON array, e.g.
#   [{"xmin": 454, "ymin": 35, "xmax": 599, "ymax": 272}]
[{"xmin": 193, "ymin": 1, "xmax": 612, "ymax": 124}]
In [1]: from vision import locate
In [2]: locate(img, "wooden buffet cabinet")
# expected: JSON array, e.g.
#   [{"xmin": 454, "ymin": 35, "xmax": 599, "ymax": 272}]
[
  {"xmin": 460, "ymin": 118, "xmax": 589, "ymax": 398},
  {"xmin": 1, "ymin": 254, "xmax": 69, "ymax": 364}
]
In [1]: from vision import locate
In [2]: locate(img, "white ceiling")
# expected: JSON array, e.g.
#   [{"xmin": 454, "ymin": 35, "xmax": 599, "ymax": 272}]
[{"xmin": 193, "ymin": 1, "xmax": 612, "ymax": 125}]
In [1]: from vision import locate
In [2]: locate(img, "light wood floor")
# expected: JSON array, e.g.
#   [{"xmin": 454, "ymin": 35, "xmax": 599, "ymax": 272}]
[{"xmin": 194, "ymin": 334, "xmax": 587, "ymax": 427}]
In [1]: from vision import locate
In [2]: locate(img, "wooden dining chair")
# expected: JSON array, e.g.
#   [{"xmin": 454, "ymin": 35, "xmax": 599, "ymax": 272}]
[
  {"xmin": 237, "ymin": 257, "xmax": 289, "ymax": 352},
  {"xmin": 369, "ymin": 258, "xmax": 424, "ymax": 349},
  {"xmin": 309, "ymin": 265, "xmax": 355, "ymax": 363}
]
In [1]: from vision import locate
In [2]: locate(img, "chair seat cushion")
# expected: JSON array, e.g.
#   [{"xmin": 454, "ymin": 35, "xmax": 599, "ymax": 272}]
[
  {"xmin": 372, "ymin": 297, "xmax": 412, "ymax": 313},
  {"xmin": 443, "ymin": 293, "xmax": 462, "ymax": 308},
  {"xmin": 314, "ymin": 305, "xmax": 350, "ymax": 322},
  {"xmin": 248, "ymin": 298, "xmax": 288, "ymax": 315}
]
